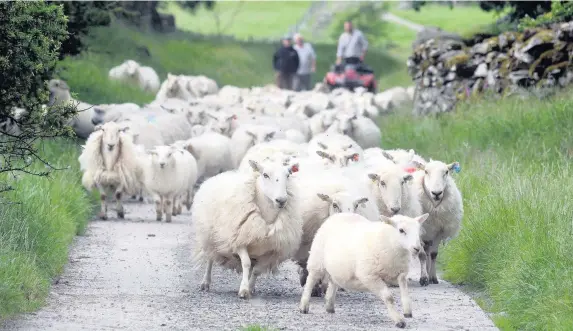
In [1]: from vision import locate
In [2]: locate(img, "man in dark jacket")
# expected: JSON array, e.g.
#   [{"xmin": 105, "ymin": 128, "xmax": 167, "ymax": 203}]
[{"xmin": 273, "ymin": 37, "xmax": 300, "ymax": 90}]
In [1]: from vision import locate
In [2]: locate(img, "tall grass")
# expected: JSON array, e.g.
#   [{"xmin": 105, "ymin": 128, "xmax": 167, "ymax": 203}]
[
  {"xmin": 0, "ymin": 139, "xmax": 94, "ymax": 320},
  {"xmin": 380, "ymin": 92, "xmax": 573, "ymax": 330}
]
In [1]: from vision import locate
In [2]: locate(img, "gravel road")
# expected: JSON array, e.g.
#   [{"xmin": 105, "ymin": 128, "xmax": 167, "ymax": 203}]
[{"xmin": 2, "ymin": 202, "xmax": 498, "ymax": 331}]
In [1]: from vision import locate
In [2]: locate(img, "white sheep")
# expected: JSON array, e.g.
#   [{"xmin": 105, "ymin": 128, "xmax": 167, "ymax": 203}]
[
  {"xmin": 308, "ymin": 110, "xmax": 337, "ymax": 137},
  {"xmin": 192, "ymin": 159, "xmax": 303, "ymax": 299},
  {"xmin": 230, "ymin": 124, "xmax": 284, "ymax": 168},
  {"xmin": 237, "ymin": 139, "xmax": 305, "ymax": 173},
  {"xmin": 299, "ymin": 212, "xmax": 429, "ymax": 329},
  {"xmin": 328, "ymin": 113, "xmax": 382, "ymax": 149},
  {"xmin": 308, "ymin": 132, "xmax": 363, "ymax": 168},
  {"xmin": 48, "ymin": 79, "xmax": 95, "ymax": 139},
  {"xmin": 155, "ymin": 73, "xmax": 196, "ymax": 102},
  {"xmin": 411, "ymin": 160, "xmax": 463, "ymax": 286},
  {"xmin": 178, "ymin": 132, "xmax": 233, "ymax": 182},
  {"xmin": 109, "ymin": 60, "xmax": 160, "ymax": 93},
  {"xmin": 383, "ymin": 148, "xmax": 427, "ymax": 168},
  {"xmin": 90, "ymin": 103, "xmax": 142, "ymax": 126},
  {"xmin": 144, "ymin": 145, "xmax": 198, "ymax": 222},
  {"xmin": 79, "ymin": 122, "xmax": 145, "ymax": 220}
]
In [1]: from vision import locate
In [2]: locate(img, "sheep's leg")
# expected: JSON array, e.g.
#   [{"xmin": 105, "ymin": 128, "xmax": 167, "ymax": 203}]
[
  {"xmin": 184, "ymin": 189, "xmax": 192, "ymax": 211},
  {"xmin": 115, "ymin": 191, "xmax": 125, "ymax": 219},
  {"xmin": 324, "ymin": 279, "xmax": 339, "ymax": 313},
  {"xmin": 155, "ymin": 197, "xmax": 163, "ymax": 221},
  {"xmin": 236, "ymin": 247, "xmax": 252, "ymax": 299},
  {"xmin": 397, "ymin": 273, "xmax": 413, "ymax": 318},
  {"xmin": 423, "ymin": 240, "xmax": 432, "ymax": 277},
  {"xmin": 200, "ymin": 259, "xmax": 213, "ymax": 291},
  {"xmin": 299, "ymin": 269, "xmax": 323, "ymax": 314},
  {"xmin": 98, "ymin": 192, "xmax": 108, "ymax": 220},
  {"xmin": 418, "ymin": 245, "xmax": 430, "ymax": 286},
  {"xmin": 369, "ymin": 280, "xmax": 406, "ymax": 328},
  {"xmin": 164, "ymin": 198, "xmax": 173, "ymax": 223},
  {"xmin": 428, "ymin": 240, "xmax": 440, "ymax": 284},
  {"xmin": 172, "ymin": 197, "xmax": 180, "ymax": 216},
  {"xmin": 248, "ymin": 265, "xmax": 260, "ymax": 295}
]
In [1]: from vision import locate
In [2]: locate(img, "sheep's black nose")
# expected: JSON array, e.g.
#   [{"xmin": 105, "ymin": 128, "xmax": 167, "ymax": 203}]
[
  {"xmin": 342, "ymin": 129, "xmax": 349, "ymax": 135},
  {"xmin": 275, "ymin": 197, "xmax": 287, "ymax": 208},
  {"xmin": 391, "ymin": 207, "xmax": 400, "ymax": 214},
  {"xmin": 107, "ymin": 144, "xmax": 114, "ymax": 151},
  {"xmin": 159, "ymin": 162, "xmax": 165, "ymax": 168}
]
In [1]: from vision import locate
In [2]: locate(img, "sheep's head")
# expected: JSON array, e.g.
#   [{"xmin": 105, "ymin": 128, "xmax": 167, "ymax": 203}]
[
  {"xmin": 47, "ymin": 79, "xmax": 70, "ymax": 107},
  {"xmin": 316, "ymin": 150, "xmax": 359, "ymax": 167},
  {"xmin": 165, "ymin": 74, "xmax": 183, "ymax": 95},
  {"xmin": 414, "ymin": 160, "xmax": 459, "ymax": 202},
  {"xmin": 333, "ymin": 113, "xmax": 357, "ymax": 136},
  {"xmin": 124, "ymin": 60, "xmax": 140, "ymax": 76},
  {"xmin": 320, "ymin": 111, "xmax": 337, "ymax": 130},
  {"xmin": 317, "ymin": 192, "xmax": 369, "ymax": 215},
  {"xmin": 368, "ymin": 164, "xmax": 414, "ymax": 216},
  {"xmin": 207, "ymin": 112, "xmax": 236, "ymax": 135},
  {"xmin": 185, "ymin": 108, "xmax": 206, "ymax": 125},
  {"xmin": 97, "ymin": 122, "xmax": 129, "ymax": 152},
  {"xmin": 380, "ymin": 213, "xmax": 428, "ymax": 255},
  {"xmin": 383, "ymin": 149, "xmax": 418, "ymax": 167},
  {"xmin": 245, "ymin": 127, "xmax": 276, "ymax": 147},
  {"xmin": 148, "ymin": 145, "xmax": 179, "ymax": 170},
  {"xmin": 249, "ymin": 159, "xmax": 299, "ymax": 209}
]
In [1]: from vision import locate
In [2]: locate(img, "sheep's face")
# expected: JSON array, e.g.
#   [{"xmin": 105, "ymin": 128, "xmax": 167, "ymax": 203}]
[
  {"xmin": 149, "ymin": 146, "xmax": 178, "ymax": 170},
  {"xmin": 92, "ymin": 106, "xmax": 116, "ymax": 126},
  {"xmin": 317, "ymin": 192, "xmax": 369, "ymax": 215},
  {"xmin": 47, "ymin": 79, "xmax": 70, "ymax": 107},
  {"xmin": 334, "ymin": 114, "xmax": 357, "ymax": 136},
  {"xmin": 320, "ymin": 111, "xmax": 336, "ymax": 129},
  {"xmin": 185, "ymin": 108, "xmax": 206, "ymax": 125},
  {"xmin": 315, "ymin": 150, "xmax": 359, "ymax": 168},
  {"xmin": 245, "ymin": 128, "xmax": 276, "ymax": 147},
  {"xmin": 381, "ymin": 214, "xmax": 428, "ymax": 255},
  {"xmin": 249, "ymin": 160, "xmax": 299, "ymax": 209},
  {"xmin": 125, "ymin": 60, "xmax": 139, "ymax": 76},
  {"xmin": 415, "ymin": 160, "xmax": 457, "ymax": 202},
  {"xmin": 207, "ymin": 112, "xmax": 236, "ymax": 135},
  {"xmin": 368, "ymin": 167, "xmax": 413, "ymax": 216},
  {"xmin": 98, "ymin": 122, "xmax": 128, "ymax": 152}
]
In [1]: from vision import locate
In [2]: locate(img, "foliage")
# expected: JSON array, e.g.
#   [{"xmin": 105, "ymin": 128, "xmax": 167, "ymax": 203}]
[
  {"xmin": 519, "ymin": 1, "xmax": 573, "ymax": 30},
  {"xmin": 47, "ymin": 1, "xmax": 117, "ymax": 57},
  {"xmin": 329, "ymin": 2, "xmax": 389, "ymax": 47},
  {"xmin": 177, "ymin": 1, "xmax": 215, "ymax": 13},
  {"xmin": 380, "ymin": 90, "xmax": 573, "ymax": 330},
  {"xmin": 478, "ymin": 0, "xmax": 555, "ymax": 22},
  {"xmin": 0, "ymin": 1, "xmax": 78, "ymax": 196}
]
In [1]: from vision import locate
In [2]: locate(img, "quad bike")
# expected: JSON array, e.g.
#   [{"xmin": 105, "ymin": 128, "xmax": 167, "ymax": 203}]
[{"xmin": 323, "ymin": 62, "xmax": 377, "ymax": 93}]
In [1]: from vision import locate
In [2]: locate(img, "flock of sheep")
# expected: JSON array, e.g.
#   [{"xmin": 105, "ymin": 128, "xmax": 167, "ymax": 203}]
[{"xmin": 55, "ymin": 60, "xmax": 462, "ymax": 329}]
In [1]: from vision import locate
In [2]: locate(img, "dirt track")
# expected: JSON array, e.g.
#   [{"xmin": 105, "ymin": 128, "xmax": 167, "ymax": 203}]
[{"xmin": 2, "ymin": 202, "xmax": 498, "ymax": 331}]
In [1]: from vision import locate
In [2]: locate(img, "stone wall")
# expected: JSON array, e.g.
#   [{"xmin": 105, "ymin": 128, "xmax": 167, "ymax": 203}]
[{"xmin": 407, "ymin": 22, "xmax": 573, "ymax": 115}]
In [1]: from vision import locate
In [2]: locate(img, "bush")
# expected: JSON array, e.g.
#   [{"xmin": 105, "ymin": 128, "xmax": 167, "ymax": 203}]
[{"xmin": 380, "ymin": 91, "xmax": 573, "ymax": 330}]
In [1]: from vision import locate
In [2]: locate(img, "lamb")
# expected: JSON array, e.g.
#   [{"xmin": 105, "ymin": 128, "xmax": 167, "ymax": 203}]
[
  {"xmin": 230, "ymin": 124, "xmax": 284, "ymax": 168},
  {"xmin": 299, "ymin": 212, "xmax": 429, "ymax": 329},
  {"xmin": 144, "ymin": 145, "xmax": 198, "ymax": 222},
  {"xmin": 109, "ymin": 60, "xmax": 160, "ymax": 93},
  {"xmin": 177, "ymin": 132, "xmax": 233, "ymax": 182},
  {"xmin": 328, "ymin": 113, "xmax": 382, "ymax": 149},
  {"xmin": 192, "ymin": 159, "xmax": 303, "ymax": 299},
  {"xmin": 48, "ymin": 79, "xmax": 95, "ymax": 139},
  {"xmin": 411, "ymin": 160, "xmax": 463, "ymax": 286},
  {"xmin": 78, "ymin": 122, "xmax": 145, "ymax": 220}
]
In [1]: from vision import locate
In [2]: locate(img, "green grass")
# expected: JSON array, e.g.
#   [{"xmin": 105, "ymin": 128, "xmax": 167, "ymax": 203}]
[
  {"xmin": 162, "ymin": 0, "xmax": 311, "ymax": 40},
  {"xmin": 56, "ymin": 22, "xmax": 401, "ymax": 104},
  {"xmin": 380, "ymin": 92, "xmax": 573, "ymax": 330},
  {"xmin": 0, "ymin": 138, "xmax": 94, "ymax": 320}
]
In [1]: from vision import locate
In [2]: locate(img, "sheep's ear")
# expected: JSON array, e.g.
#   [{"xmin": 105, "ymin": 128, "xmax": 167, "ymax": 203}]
[
  {"xmin": 317, "ymin": 193, "xmax": 332, "ymax": 203},
  {"xmin": 227, "ymin": 114, "xmax": 237, "ymax": 121},
  {"xmin": 408, "ymin": 149, "xmax": 415, "ymax": 158},
  {"xmin": 289, "ymin": 162, "xmax": 299, "ymax": 174},
  {"xmin": 316, "ymin": 150, "xmax": 333, "ymax": 161},
  {"xmin": 354, "ymin": 197, "xmax": 368, "ymax": 209},
  {"xmin": 317, "ymin": 141, "xmax": 328, "ymax": 150},
  {"xmin": 448, "ymin": 162, "xmax": 461, "ymax": 174},
  {"xmin": 379, "ymin": 214, "xmax": 393, "ymax": 225},
  {"xmin": 368, "ymin": 173, "xmax": 379, "ymax": 181},
  {"xmin": 266, "ymin": 131, "xmax": 276, "ymax": 140},
  {"xmin": 381, "ymin": 150, "xmax": 394, "ymax": 162},
  {"xmin": 248, "ymin": 159, "xmax": 262, "ymax": 173},
  {"xmin": 415, "ymin": 213, "xmax": 429, "ymax": 224},
  {"xmin": 403, "ymin": 174, "xmax": 413, "ymax": 182},
  {"xmin": 348, "ymin": 153, "xmax": 359, "ymax": 162},
  {"xmin": 245, "ymin": 130, "xmax": 256, "ymax": 139},
  {"xmin": 412, "ymin": 161, "xmax": 425, "ymax": 171},
  {"xmin": 198, "ymin": 110, "xmax": 205, "ymax": 119},
  {"xmin": 207, "ymin": 112, "xmax": 218, "ymax": 120},
  {"xmin": 350, "ymin": 114, "xmax": 358, "ymax": 120},
  {"xmin": 119, "ymin": 126, "xmax": 130, "ymax": 133},
  {"xmin": 345, "ymin": 144, "xmax": 353, "ymax": 150}
]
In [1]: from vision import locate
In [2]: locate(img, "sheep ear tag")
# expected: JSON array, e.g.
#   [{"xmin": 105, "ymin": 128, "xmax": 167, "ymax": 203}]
[
  {"xmin": 232, "ymin": 114, "xmax": 237, "ymax": 120},
  {"xmin": 352, "ymin": 154, "xmax": 359, "ymax": 161},
  {"xmin": 453, "ymin": 162, "xmax": 461, "ymax": 174},
  {"xmin": 146, "ymin": 114, "xmax": 156, "ymax": 123},
  {"xmin": 404, "ymin": 167, "xmax": 417, "ymax": 173},
  {"xmin": 290, "ymin": 164, "xmax": 299, "ymax": 173}
]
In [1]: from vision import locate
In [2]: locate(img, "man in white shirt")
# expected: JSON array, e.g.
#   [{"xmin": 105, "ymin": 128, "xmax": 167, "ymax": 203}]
[
  {"xmin": 336, "ymin": 20, "xmax": 368, "ymax": 67},
  {"xmin": 292, "ymin": 33, "xmax": 316, "ymax": 91}
]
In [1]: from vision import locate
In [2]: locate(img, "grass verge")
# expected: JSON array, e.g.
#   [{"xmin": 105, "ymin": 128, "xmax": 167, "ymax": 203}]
[
  {"xmin": 380, "ymin": 92, "xmax": 573, "ymax": 330},
  {"xmin": 0, "ymin": 138, "xmax": 94, "ymax": 321}
]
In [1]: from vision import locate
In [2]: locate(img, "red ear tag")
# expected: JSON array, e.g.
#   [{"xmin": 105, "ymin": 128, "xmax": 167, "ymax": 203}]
[
  {"xmin": 232, "ymin": 114, "xmax": 237, "ymax": 120},
  {"xmin": 352, "ymin": 154, "xmax": 359, "ymax": 161},
  {"xmin": 291, "ymin": 164, "xmax": 299, "ymax": 173},
  {"xmin": 404, "ymin": 167, "xmax": 417, "ymax": 173}
]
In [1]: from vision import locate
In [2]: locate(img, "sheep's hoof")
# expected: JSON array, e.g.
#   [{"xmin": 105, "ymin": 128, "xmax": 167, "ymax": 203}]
[
  {"xmin": 98, "ymin": 212, "xmax": 107, "ymax": 220},
  {"xmin": 185, "ymin": 203, "xmax": 191, "ymax": 211},
  {"xmin": 131, "ymin": 195, "xmax": 137, "ymax": 200},
  {"xmin": 404, "ymin": 313, "xmax": 412, "ymax": 318},
  {"xmin": 430, "ymin": 277, "xmax": 439, "ymax": 284},
  {"xmin": 299, "ymin": 304, "xmax": 310, "ymax": 314},
  {"xmin": 200, "ymin": 283, "xmax": 210, "ymax": 291},
  {"xmin": 166, "ymin": 217, "xmax": 172, "ymax": 223},
  {"xmin": 117, "ymin": 211, "xmax": 125, "ymax": 219},
  {"xmin": 339, "ymin": 288, "xmax": 346, "ymax": 292},
  {"xmin": 325, "ymin": 306, "xmax": 335, "ymax": 314},
  {"xmin": 395, "ymin": 320, "xmax": 406, "ymax": 328},
  {"xmin": 138, "ymin": 196, "xmax": 144, "ymax": 202},
  {"xmin": 419, "ymin": 276, "xmax": 429, "ymax": 287},
  {"xmin": 238, "ymin": 288, "xmax": 251, "ymax": 299}
]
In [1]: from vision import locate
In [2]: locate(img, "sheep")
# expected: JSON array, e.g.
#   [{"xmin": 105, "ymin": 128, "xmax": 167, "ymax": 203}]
[
  {"xmin": 109, "ymin": 60, "xmax": 160, "ymax": 93},
  {"xmin": 177, "ymin": 132, "xmax": 233, "ymax": 183},
  {"xmin": 241, "ymin": 114, "xmax": 311, "ymax": 141},
  {"xmin": 299, "ymin": 212, "xmax": 429, "ymax": 329},
  {"xmin": 411, "ymin": 160, "xmax": 463, "ymax": 286},
  {"xmin": 308, "ymin": 132, "xmax": 363, "ymax": 168},
  {"xmin": 308, "ymin": 110, "xmax": 337, "ymax": 137},
  {"xmin": 0, "ymin": 107, "xmax": 28, "ymax": 136},
  {"xmin": 205, "ymin": 111, "xmax": 239, "ymax": 136},
  {"xmin": 155, "ymin": 73, "xmax": 196, "ymax": 102},
  {"xmin": 90, "ymin": 103, "xmax": 142, "ymax": 126},
  {"xmin": 328, "ymin": 113, "xmax": 382, "ymax": 149},
  {"xmin": 383, "ymin": 148, "xmax": 427, "ymax": 168},
  {"xmin": 48, "ymin": 79, "xmax": 95, "ymax": 139},
  {"xmin": 144, "ymin": 145, "xmax": 198, "ymax": 222},
  {"xmin": 230, "ymin": 124, "xmax": 284, "ymax": 168},
  {"xmin": 79, "ymin": 122, "xmax": 145, "ymax": 220},
  {"xmin": 192, "ymin": 159, "xmax": 303, "ymax": 299},
  {"xmin": 237, "ymin": 139, "xmax": 305, "ymax": 173}
]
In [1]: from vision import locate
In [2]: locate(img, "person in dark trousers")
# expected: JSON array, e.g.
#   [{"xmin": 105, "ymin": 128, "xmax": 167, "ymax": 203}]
[{"xmin": 273, "ymin": 37, "xmax": 300, "ymax": 90}]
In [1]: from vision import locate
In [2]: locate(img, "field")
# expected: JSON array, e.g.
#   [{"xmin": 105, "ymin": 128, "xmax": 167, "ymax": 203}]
[{"xmin": 380, "ymin": 92, "xmax": 573, "ymax": 330}]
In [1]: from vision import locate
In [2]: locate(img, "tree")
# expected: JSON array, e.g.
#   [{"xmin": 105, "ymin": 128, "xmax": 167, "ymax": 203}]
[
  {"xmin": 0, "ymin": 2, "xmax": 77, "ymax": 195},
  {"xmin": 177, "ymin": 1, "xmax": 216, "ymax": 13},
  {"xmin": 330, "ymin": 2, "xmax": 389, "ymax": 47}
]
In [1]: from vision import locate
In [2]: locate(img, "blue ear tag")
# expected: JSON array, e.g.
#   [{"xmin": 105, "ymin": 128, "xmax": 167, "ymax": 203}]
[
  {"xmin": 146, "ymin": 114, "xmax": 156, "ymax": 123},
  {"xmin": 452, "ymin": 162, "xmax": 461, "ymax": 173}
]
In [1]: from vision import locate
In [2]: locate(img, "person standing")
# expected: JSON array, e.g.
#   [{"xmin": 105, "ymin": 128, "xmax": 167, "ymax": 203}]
[
  {"xmin": 336, "ymin": 20, "xmax": 369, "ymax": 66},
  {"xmin": 292, "ymin": 33, "xmax": 316, "ymax": 92},
  {"xmin": 272, "ymin": 37, "xmax": 300, "ymax": 90}
]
